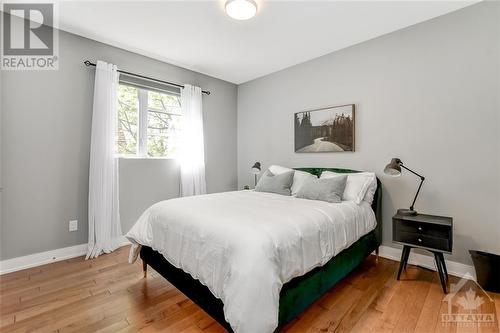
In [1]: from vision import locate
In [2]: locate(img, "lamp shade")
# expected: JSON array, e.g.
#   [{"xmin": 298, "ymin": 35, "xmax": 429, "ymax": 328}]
[
  {"xmin": 251, "ymin": 162, "xmax": 261, "ymax": 175},
  {"xmin": 384, "ymin": 158, "xmax": 402, "ymax": 177}
]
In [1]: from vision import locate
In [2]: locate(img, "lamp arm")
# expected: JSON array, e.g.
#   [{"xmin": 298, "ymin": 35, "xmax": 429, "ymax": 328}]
[
  {"xmin": 410, "ymin": 177, "xmax": 425, "ymax": 211},
  {"xmin": 400, "ymin": 164, "xmax": 425, "ymax": 179},
  {"xmin": 400, "ymin": 164, "xmax": 425, "ymax": 211}
]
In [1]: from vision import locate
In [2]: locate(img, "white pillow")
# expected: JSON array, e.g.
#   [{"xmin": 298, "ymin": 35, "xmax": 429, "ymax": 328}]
[
  {"xmin": 363, "ymin": 177, "xmax": 378, "ymax": 205},
  {"xmin": 269, "ymin": 165, "xmax": 317, "ymax": 196},
  {"xmin": 320, "ymin": 171, "xmax": 377, "ymax": 204}
]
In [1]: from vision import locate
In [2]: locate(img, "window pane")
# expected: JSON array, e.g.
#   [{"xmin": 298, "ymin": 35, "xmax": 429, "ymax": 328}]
[
  {"xmin": 148, "ymin": 90, "xmax": 181, "ymax": 114},
  {"xmin": 116, "ymin": 85, "xmax": 139, "ymax": 155},
  {"xmin": 147, "ymin": 111, "xmax": 182, "ymax": 157}
]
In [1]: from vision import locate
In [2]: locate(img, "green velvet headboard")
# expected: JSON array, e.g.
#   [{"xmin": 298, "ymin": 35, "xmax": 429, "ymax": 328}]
[{"xmin": 294, "ymin": 167, "xmax": 382, "ymax": 246}]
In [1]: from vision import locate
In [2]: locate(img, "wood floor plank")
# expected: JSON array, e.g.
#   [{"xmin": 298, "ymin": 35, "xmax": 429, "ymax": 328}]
[
  {"xmin": 349, "ymin": 307, "xmax": 383, "ymax": 333},
  {"xmin": 334, "ymin": 284, "xmax": 381, "ymax": 333},
  {"xmin": 200, "ymin": 322, "xmax": 226, "ymax": 333},
  {"xmin": 334, "ymin": 259, "xmax": 397, "ymax": 333},
  {"xmin": 436, "ymin": 294, "xmax": 458, "ymax": 333},
  {"xmin": 392, "ymin": 268, "xmax": 434, "ymax": 333},
  {"xmin": 477, "ymin": 292, "xmax": 498, "ymax": 333},
  {"xmin": 372, "ymin": 266, "xmax": 399, "ymax": 313},
  {"xmin": 1, "ymin": 246, "xmax": 498, "ymax": 333},
  {"xmin": 2, "ymin": 280, "xmax": 96, "ymax": 315},
  {"xmin": 0, "ymin": 313, "xmax": 15, "ymax": 328},
  {"xmin": 283, "ymin": 304, "xmax": 328, "ymax": 333},
  {"xmin": 371, "ymin": 278, "xmax": 417, "ymax": 332},
  {"xmin": 493, "ymin": 294, "xmax": 500, "ymax": 333},
  {"xmin": 306, "ymin": 287, "xmax": 364, "ymax": 332},
  {"xmin": 414, "ymin": 276, "xmax": 445, "ymax": 333}
]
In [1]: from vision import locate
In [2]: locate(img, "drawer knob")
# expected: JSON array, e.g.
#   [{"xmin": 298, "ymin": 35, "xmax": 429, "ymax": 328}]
[
  {"xmin": 418, "ymin": 226, "xmax": 423, "ymax": 231},
  {"xmin": 418, "ymin": 238, "xmax": 422, "ymax": 243}
]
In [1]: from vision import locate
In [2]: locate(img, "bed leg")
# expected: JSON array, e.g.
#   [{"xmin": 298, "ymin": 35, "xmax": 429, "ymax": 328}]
[
  {"xmin": 142, "ymin": 259, "xmax": 147, "ymax": 278},
  {"xmin": 375, "ymin": 247, "xmax": 380, "ymax": 263}
]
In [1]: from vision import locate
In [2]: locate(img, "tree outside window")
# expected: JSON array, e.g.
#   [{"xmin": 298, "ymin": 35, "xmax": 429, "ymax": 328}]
[{"xmin": 116, "ymin": 84, "xmax": 182, "ymax": 158}]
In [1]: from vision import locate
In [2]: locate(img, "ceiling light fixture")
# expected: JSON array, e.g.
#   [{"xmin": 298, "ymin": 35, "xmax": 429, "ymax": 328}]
[{"xmin": 225, "ymin": 0, "xmax": 257, "ymax": 20}]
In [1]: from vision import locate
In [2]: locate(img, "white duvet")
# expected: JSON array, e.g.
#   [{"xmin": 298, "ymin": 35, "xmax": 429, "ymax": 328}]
[{"xmin": 126, "ymin": 190, "xmax": 376, "ymax": 333}]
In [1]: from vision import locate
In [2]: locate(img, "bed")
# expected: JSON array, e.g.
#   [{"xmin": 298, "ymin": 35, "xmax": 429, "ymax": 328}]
[{"xmin": 127, "ymin": 167, "xmax": 382, "ymax": 333}]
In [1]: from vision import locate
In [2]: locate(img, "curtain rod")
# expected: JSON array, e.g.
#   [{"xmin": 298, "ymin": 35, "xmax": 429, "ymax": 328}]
[{"xmin": 83, "ymin": 60, "xmax": 211, "ymax": 95}]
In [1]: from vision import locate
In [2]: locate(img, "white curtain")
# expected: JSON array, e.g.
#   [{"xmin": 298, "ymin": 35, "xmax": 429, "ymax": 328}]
[
  {"xmin": 180, "ymin": 84, "xmax": 207, "ymax": 196},
  {"xmin": 87, "ymin": 60, "xmax": 122, "ymax": 259}
]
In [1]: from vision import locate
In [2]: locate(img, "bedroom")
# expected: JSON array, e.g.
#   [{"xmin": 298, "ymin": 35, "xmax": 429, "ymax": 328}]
[{"xmin": 0, "ymin": 0, "xmax": 499, "ymax": 332}]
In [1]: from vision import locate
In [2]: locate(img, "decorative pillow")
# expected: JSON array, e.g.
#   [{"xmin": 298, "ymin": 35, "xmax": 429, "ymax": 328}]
[
  {"xmin": 255, "ymin": 170, "xmax": 295, "ymax": 196},
  {"xmin": 296, "ymin": 176, "xmax": 347, "ymax": 203},
  {"xmin": 269, "ymin": 165, "xmax": 317, "ymax": 196},
  {"xmin": 320, "ymin": 171, "xmax": 377, "ymax": 204}
]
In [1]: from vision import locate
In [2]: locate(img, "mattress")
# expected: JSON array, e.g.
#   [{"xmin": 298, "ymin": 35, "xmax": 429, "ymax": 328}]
[{"xmin": 126, "ymin": 190, "xmax": 376, "ymax": 333}]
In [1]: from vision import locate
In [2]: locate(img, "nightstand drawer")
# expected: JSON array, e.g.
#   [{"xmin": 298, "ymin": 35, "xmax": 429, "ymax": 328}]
[
  {"xmin": 395, "ymin": 231, "xmax": 451, "ymax": 252},
  {"xmin": 395, "ymin": 220, "xmax": 450, "ymax": 239}
]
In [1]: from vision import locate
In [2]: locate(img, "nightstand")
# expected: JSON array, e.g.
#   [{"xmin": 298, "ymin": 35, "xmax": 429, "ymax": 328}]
[{"xmin": 393, "ymin": 213, "xmax": 453, "ymax": 293}]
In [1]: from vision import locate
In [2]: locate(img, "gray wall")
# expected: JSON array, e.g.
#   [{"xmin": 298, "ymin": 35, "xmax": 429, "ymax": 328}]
[
  {"xmin": 237, "ymin": 2, "xmax": 499, "ymax": 265},
  {"xmin": 0, "ymin": 28, "xmax": 237, "ymax": 260}
]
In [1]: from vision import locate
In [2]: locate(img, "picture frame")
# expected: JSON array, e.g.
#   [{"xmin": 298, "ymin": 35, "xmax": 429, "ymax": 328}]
[{"xmin": 294, "ymin": 104, "xmax": 355, "ymax": 152}]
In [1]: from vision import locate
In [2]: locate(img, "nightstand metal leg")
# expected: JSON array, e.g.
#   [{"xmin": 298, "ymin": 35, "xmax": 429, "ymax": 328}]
[
  {"xmin": 438, "ymin": 252, "xmax": 448, "ymax": 282},
  {"xmin": 403, "ymin": 246, "xmax": 411, "ymax": 271},
  {"xmin": 142, "ymin": 259, "xmax": 147, "ymax": 278},
  {"xmin": 397, "ymin": 246, "xmax": 411, "ymax": 280},
  {"xmin": 375, "ymin": 247, "xmax": 379, "ymax": 263},
  {"xmin": 433, "ymin": 252, "xmax": 447, "ymax": 293}
]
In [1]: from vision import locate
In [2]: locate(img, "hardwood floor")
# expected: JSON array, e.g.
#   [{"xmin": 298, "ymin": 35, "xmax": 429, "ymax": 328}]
[{"xmin": 1, "ymin": 246, "xmax": 499, "ymax": 333}]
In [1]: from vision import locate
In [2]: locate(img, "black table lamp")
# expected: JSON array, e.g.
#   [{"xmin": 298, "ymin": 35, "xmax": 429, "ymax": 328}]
[
  {"xmin": 384, "ymin": 158, "xmax": 425, "ymax": 216},
  {"xmin": 251, "ymin": 162, "xmax": 261, "ymax": 186}
]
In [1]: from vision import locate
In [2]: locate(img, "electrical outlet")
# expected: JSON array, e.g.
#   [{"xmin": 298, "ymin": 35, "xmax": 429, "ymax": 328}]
[{"xmin": 69, "ymin": 220, "xmax": 78, "ymax": 232}]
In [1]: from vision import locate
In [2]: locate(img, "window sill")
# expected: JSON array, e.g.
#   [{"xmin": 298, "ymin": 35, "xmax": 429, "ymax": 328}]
[{"xmin": 115, "ymin": 155, "xmax": 177, "ymax": 161}]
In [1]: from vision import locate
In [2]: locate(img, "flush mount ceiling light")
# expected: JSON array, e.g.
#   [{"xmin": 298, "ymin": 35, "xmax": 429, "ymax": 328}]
[{"xmin": 225, "ymin": 0, "xmax": 257, "ymax": 20}]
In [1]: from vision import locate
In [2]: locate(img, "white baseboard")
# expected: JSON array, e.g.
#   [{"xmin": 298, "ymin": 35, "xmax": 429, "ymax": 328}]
[
  {"xmin": 378, "ymin": 245, "xmax": 476, "ymax": 280},
  {"xmin": 0, "ymin": 236, "xmax": 130, "ymax": 275}
]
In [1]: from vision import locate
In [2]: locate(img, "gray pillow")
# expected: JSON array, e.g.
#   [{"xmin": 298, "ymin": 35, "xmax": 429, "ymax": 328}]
[
  {"xmin": 296, "ymin": 175, "xmax": 347, "ymax": 203},
  {"xmin": 255, "ymin": 170, "xmax": 295, "ymax": 196}
]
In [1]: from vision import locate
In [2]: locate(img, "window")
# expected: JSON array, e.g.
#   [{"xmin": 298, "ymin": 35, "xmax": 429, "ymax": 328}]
[{"xmin": 116, "ymin": 84, "xmax": 182, "ymax": 158}]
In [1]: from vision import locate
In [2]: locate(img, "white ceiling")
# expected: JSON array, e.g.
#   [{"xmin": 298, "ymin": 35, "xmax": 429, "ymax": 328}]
[{"xmin": 55, "ymin": 0, "xmax": 478, "ymax": 84}]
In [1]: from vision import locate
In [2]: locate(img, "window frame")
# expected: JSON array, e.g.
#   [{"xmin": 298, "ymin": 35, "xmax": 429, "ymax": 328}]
[{"xmin": 115, "ymin": 83, "xmax": 182, "ymax": 159}]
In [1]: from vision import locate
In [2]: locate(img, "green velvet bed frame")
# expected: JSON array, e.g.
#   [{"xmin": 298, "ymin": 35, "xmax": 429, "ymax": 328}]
[{"xmin": 140, "ymin": 168, "xmax": 382, "ymax": 332}]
